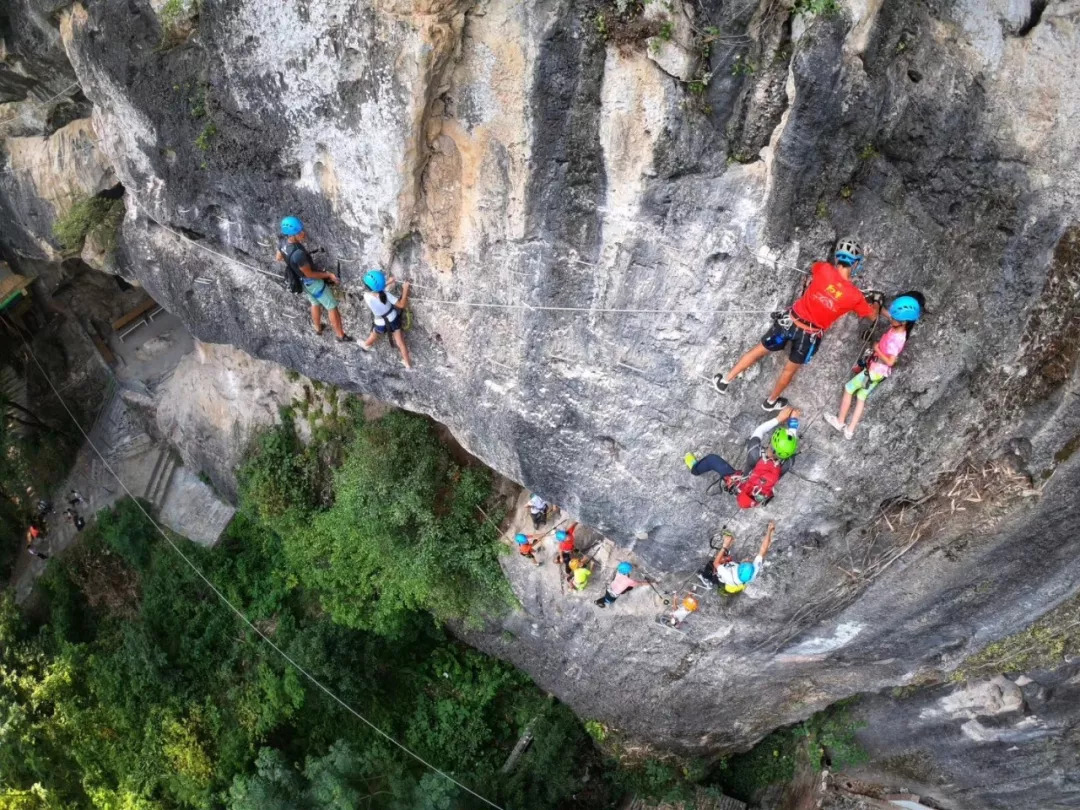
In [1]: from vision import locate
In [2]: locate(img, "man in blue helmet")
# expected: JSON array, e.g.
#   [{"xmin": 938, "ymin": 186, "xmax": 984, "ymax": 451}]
[
  {"xmin": 712, "ymin": 237, "xmax": 883, "ymax": 411},
  {"xmin": 275, "ymin": 216, "xmax": 353, "ymax": 342},
  {"xmin": 595, "ymin": 561, "xmax": 647, "ymax": 608},
  {"xmin": 697, "ymin": 522, "xmax": 774, "ymax": 594}
]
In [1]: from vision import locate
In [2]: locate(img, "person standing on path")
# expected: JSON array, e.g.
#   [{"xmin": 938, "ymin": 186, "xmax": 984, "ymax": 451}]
[
  {"xmin": 25, "ymin": 525, "xmax": 49, "ymax": 559},
  {"xmin": 527, "ymin": 494, "xmax": 549, "ymax": 530},
  {"xmin": 276, "ymin": 216, "xmax": 354, "ymax": 342}
]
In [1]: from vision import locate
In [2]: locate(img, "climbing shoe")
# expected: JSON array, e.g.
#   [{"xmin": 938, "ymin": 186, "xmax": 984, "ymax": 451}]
[
  {"xmin": 824, "ymin": 413, "xmax": 845, "ymax": 433},
  {"xmin": 712, "ymin": 374, "xmax": 730, "ymax": 394},
  {"xmin": 337, "ymin": 334, "xmax": 356, "ymax": 343},
  {"xmin": 595, "ymin": 598, "xmax": 608, "ymax": 608},
  {"xmin": 683, "ymin": 453, "xmax": 698, "ymax": 470},
  {"xmin": 761, "ymin": 396, "xmax": 789, "ymax": 412}
]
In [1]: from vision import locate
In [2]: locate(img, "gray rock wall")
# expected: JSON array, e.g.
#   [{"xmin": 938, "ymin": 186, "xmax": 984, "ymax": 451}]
[
  {"xmin": 3, "ymin": 0, "xmax": 1080, "ymax": 796},
  {"xmin": 846, "ymin": 663, "xmax": 1080, "ymax": 810}
]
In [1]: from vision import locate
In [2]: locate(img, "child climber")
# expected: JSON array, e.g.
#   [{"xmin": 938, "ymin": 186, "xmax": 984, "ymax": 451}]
[
  {"xmin": 665, "ymin": 594, "xmax": 700, "ymax": 628},
  {"xmin": 685, "ymin": 406, "xmax": 801, "ymax": 508},
  {"xmin": 553, "ymin": 522, "xmax": 579, "ymax": 574},
  {"xmin": 361, "ymin": 270, "xmax": 413, "ymax": 369},
  {"xmin": 698, "ymin": 522, "xmax": 774, "ymax": 594},
  {"xmin": 515, "ymin": 533, "xmax": 540, "ymax": 565},
  {"xmin": 568, "ymin": 557, "xmax": 592, "ymax": 591},
  {"xmin": 824, "ymin": 293, "xmax": 923, "ymax": 439},
  {"xmin": 595, "ymin": 562, "xmax": 647, "ymax": 608}
]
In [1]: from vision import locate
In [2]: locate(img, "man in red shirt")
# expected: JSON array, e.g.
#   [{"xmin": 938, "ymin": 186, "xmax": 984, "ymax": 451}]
[{"xmin": 712, "ymin": 238, "xmax": 883, "ymax": 411}]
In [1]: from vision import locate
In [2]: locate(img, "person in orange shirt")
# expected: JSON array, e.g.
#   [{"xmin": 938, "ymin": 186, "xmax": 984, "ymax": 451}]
[
  {"xmin": 514, "ymin": 533, "xmax": 541, "ymax": 565},
  {"xmin": 712, "ymin": 238, "xmax": 883, "ymax": 411}
]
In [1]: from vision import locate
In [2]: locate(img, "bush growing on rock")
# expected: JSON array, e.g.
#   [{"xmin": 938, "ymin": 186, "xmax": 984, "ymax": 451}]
[{"xmin": 51, "ymin": 194, "xmax": 123, "ymax": 254}]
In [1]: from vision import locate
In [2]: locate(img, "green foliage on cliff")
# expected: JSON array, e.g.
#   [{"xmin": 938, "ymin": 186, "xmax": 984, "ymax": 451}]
[
  {"xmin": 712, "ymin": 701, "xmax": 867, "ymax": 802},
  {"xmin": 953, "ymin": 590, "xmax": 1080, "ymax": 680},
  {"xmin": 0, "ymin": 499, "xmax": 596, "ymax": 809},
  {"xmin": 51, "ymin": 195, "xmax": 124, "ymax": 254},
  {"xmin": 238, "ymin": 404, "xmax": 513, "ymax": 634}
]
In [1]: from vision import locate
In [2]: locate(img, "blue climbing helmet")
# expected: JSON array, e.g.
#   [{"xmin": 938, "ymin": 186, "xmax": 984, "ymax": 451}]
[
  {"xmin": 363, "ymin": 269, "xmax": 386, "ymax": 292},
  {"xmin": 555, "ymin": 530, "xmax": 568, "ymax": 541},
  {"xmin": 617, "ymin": 562, "xmax": 633, "ymax": 575},
  {"xmin": 280, "ymin": 216, "xmax": 303, "ymax": 236},
  {"xmin": 514, "ymin": 533, "xmax": 529, "ymax": 545},
  {"xmin": 737, "ymin": 562, "xmax": 756, "ymax": 584},
  {"xmin": 888, "ymin": 295, "xmax": 922, "ymax": 323},
  {"xmin": 834, "ymin": 237, "xmax": 864, "ymax": 275}
]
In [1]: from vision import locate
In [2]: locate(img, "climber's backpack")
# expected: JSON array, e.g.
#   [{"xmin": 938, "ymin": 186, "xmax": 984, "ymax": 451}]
[{"xmin": 280, "ymin": 241, "xmax": 307, "ymax": 295}]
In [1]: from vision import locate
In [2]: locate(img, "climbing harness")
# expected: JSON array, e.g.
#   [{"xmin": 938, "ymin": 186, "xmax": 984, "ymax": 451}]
[{"xmin": 849, "ymin": 291, "xmax": 884, "ymax": 373}]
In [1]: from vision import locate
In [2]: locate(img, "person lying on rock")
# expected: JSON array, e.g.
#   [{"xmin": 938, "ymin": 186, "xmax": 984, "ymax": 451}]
[
  {"xmin": 527, "ymin": 493, "xmax": 549, "ymax": 530},
  {"xmin": 825, "ymin": 292, "xmax": 924, "ymax": 440},
  {"xmin": 698, "ymin": 522, "xmax": 774, "ymax": 594},
  {"xmin": 514, "ymin": 532, "xmax": 540, "ymax": 565},
  {"xmin": 360, "ymin": 270, "xmax": 413, "ymax": 369},
  {"xmin": 276, "ymin": 216, "xmax": 354, "ymax": 342},
  {"xmin": 595, "ymin": 562, "xmax": 647, "ymax": 608},
  {"xmin": 553, "ymin": 522, "xmax": 579, "ymax": 574},
  {"xmin": 684, "ymin": 406, "xmax": 801, "ymax": 508},
  {"xmin": 712, "ymin": 237, "xmax": 883, "ymax": 411}
]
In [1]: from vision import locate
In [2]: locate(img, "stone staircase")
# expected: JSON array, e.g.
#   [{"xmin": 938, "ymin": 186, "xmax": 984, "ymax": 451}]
[
  {"xmin": 81, "ymin": 376, "xmax": 234, "ymax": 546},
  {"xmin": 143, "ymin": 445, "xmax": 178, "ymax": 508}
]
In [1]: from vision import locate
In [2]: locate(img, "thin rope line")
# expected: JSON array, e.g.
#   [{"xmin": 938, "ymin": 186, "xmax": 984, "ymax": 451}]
[
  {"xmin": 407, "ymin": 294, "xmax": 775, "ymax": 316},
  {"xmin": 151, "ymin": 218, "xmax": 282, "ymax": 279},
  {"xmin": 0, "ymin": 140, "xmax": 101, "ymax": 176},
  {"xmin": 150, "ymin": 222, "xmax": 779, "ymax": 317},
  {"xmin": 31, "ymin": 80, "xmax": 81, "ymax": 108},
  {"xmin": 15, "ymin": 330, "xmax": 506, "ymax": 810}
]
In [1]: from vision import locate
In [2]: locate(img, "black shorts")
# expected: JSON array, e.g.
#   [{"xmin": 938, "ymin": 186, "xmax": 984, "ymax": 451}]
[
  {"xmin": 760, "ymin": 321, "xmax": 821, "ymax": 365},
  {"xmin": 374, "ymin": 313, "xmax": 404, "ymax": 334}
]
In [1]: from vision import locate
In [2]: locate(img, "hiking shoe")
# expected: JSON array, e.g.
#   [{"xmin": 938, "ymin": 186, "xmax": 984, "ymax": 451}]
[
  {"xmin": 824, "ymin": 413, "xmax": 845, "ymax": 433},
  {"xmin": 712, "ymin": 374, "xmax": 730, "ymax": 394},
  {"xmin": 843, "ymin": 426, "xmax": 855, "ymax": 440},
  {"xmin": 761, "ymin": 396, "xmax": 789, "ymax": 412},
  {"xmin": 683, "ymin": 453, "xmax": 697, "ymax": 471}
]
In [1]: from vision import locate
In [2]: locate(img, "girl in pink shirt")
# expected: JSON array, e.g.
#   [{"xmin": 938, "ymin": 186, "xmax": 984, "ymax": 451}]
[{"xmin": 825, "ymin": 293, "xmax": 924, "ymax": 439}]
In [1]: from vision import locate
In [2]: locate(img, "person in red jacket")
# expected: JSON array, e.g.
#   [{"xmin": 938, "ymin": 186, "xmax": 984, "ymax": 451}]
[
  {"xmin": 712, "ymin": 238, "xmax": 883, "ymax": 411},
  {"xmin": 685, "ymin": 406, "xmax": 801, "ymax": 509},
  {"xmin": 553, "ymin": 522, "xmax": 579, "ymax": 574}
]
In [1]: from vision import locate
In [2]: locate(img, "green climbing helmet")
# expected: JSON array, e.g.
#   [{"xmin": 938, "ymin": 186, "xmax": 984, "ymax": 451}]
[{"xmin": 770, "ymin": 428, "xmax": 799, "ymax": 460}]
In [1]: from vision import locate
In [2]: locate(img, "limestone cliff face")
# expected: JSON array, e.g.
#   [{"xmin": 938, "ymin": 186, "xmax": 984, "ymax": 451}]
[{"xmin": 3, "ymin": 0, "xmax": 1080, "ymax": 805}]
